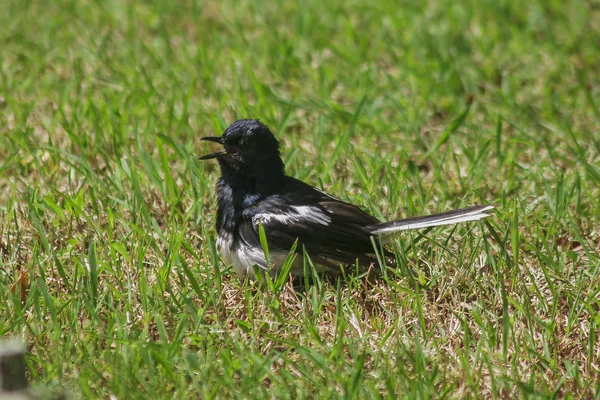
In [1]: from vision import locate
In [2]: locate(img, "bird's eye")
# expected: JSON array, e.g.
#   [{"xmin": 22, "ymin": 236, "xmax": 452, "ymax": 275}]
[{"xmin": 240, "ymin": 139, "xmax": 252, "ymax": 149}]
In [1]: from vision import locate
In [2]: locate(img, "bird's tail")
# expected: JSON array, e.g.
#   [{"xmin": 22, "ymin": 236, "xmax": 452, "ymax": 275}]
[{"xmin": 368, "ymin": 204, "xmax": 494, "ymax": 236}]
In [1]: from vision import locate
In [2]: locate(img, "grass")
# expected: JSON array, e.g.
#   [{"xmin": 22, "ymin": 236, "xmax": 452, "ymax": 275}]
[{"xmin": 1, "ymin": 0, "xmax": 599, "ymax": 398}]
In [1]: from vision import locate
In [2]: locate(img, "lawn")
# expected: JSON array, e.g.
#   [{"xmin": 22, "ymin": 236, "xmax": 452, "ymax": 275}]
[{"xmin": 1, "ymin": 0, "xmax": 599, "ymax": 398}]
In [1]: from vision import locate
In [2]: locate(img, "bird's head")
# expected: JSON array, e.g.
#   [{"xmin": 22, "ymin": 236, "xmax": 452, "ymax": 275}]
[{"xmin": 200, "ymin": 119, "xmax": 285, "ymax": 176}]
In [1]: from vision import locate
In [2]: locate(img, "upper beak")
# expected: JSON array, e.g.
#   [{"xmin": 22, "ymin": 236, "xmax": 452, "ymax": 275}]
[
  {"xmin": 201, "ymin": 136, "xmax": 222, "ymax": 144},
  {"xmin": 199, "ymin": 136, "xmax": 226, "ymax": 160}
]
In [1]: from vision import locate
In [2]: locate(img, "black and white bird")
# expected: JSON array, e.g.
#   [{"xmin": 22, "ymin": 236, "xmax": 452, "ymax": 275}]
[{"xmin": 200, "ymin": 119, "xmax": 494, "ymax": 279}]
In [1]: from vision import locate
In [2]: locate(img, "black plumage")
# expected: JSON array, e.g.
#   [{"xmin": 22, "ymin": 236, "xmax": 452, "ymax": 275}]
[{"xmin": 200, "ymin": 119, "xmax": 493, "ymax": 279}]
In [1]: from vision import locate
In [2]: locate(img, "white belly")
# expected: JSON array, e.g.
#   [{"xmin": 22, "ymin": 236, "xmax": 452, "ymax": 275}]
[{"xmin": 216, "ymin": 234, "xmax": 300, "ymax": 279}]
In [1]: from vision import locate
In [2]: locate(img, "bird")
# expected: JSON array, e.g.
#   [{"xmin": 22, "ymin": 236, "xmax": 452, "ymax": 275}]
[{"xmin": 200, "ymin": 119, "xmax": 494, "ymax": 279}]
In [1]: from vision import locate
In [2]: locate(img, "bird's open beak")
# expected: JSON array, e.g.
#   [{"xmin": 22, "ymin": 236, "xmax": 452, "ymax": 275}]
[{"xmin": 199, "ymin": 136, "xmax": 227, "ymax": 160}]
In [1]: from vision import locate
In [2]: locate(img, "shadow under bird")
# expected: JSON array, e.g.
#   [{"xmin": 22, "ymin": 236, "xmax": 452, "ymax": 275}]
[{"xmin": 200, "ymin": 119, "xmax": 494, "ymax": 279}]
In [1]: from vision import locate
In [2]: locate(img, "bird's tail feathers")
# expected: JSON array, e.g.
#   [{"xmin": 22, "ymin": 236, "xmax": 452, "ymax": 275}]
[{"xmin": 369, "ymin": 204, "xmax": 494, "ymax": 236}]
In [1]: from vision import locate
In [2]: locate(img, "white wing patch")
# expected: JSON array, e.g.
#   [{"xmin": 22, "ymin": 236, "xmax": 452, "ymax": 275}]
[
  {"xmin": 252, "ymin": 205, "xmax": 331, "ymax": 226},
  {"xmin": 217, "ymin": 205, "xmax": 332, "ymax": 279},
  {"xmin": 291, "ymin": 205, "xmax": 331, "ymax": 225}
]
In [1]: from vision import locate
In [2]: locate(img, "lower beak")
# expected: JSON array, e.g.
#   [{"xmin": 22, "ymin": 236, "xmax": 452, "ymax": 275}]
[
  {"xmin": 199, "ymin": 136, "xmax": 227, "ymax": 160},
  {"xmin": 199, "ymin": 151, "xmax": 227, "ymax": 160}
]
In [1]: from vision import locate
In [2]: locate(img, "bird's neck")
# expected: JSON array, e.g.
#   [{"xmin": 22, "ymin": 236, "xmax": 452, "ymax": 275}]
[{"xmin": 218, "ymin": 160, "xmax": 286, "ymax": 194}]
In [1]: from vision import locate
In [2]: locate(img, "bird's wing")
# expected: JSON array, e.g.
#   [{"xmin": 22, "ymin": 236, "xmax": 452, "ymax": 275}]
[{"xmin": 239, "ymin": 188, "xmax": 382, "ymax": 269}]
